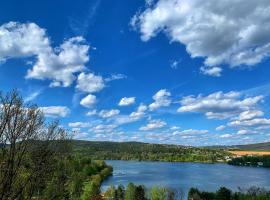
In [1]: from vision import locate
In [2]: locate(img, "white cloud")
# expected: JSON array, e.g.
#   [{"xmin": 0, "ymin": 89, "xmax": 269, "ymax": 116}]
[
  {"xmin": 139, "ymin": 119, "xmax": 167, "ymax": 131},
  {"xmin": 200, "ymin": 66, "xmax": 222, "ymax": 77},
  {"xmin": 228, "ymin": 118, "xmax": 270, "ymax": 128},
  {"xmin": 105, "ymin": 74, "xmax": 127, "ymax": 82},
  {"xmin": 149, "ymin": 89, "xmax": 171, "ymax": 111},
  {"xmin": 25, "ymin": 89, "xmax": 43, "ymax": 102},
  {"xmin": 114, "ymin": 104, "xmax": 148, "ymax": 125},
  {"xmin": 177, "ymin": 91, "xmax": 263, "ymax": 120},
  {"xmin": 99, "ymin": 109, "xmax": 120, "ymax": 118},
  {"xmin": 80, "ymin": 94, "xmax": 97, "ymax": 108},
  {"xmin": 118, "ymin": 97, "xmax": 136, "ymax": 106},
  {"xmin": 238, "ymin": 110, "xmax": 264, "ymax": 121},
  {"xmin": 40, "ymin": 106, "xmax": 70, "ymax": 118},
  {"xmin": 220, "ymin": 134, "xmax": 232, "ymax": 138},
  {"xmin": 0, "ymin": 22, "xmax": 90, "ymax": 86},
  {"xmin": 174, "ymin": 129, "xmax": 208, "ymax": 136},
  {"xmin": 68, "ymin": 122, "xmax": 91, "ymax": 128},
  {"xmin": 130, "ymin": 104, "xmax": 148, "ymax": 120},
  {"xmin": 170, "ymin": 126, "xmax": 180, "ymax": 130},
  {"xmin": 76, "ymin": 72, "xmax": 105, "ymax": 93},
  {"xmin": 132, "ymin": 0, "xmax": 270, "ymax": 75},
  {"xmin": 86, "ymin": 109, "xmax": 97, "ymax": 116},
  {"xmin": 216, "ymin": 125, "xmax": 226, "ymax": 131},
  {"xmin": 91, "ymin": 124, "xmax": 117, "ymax": 133},
  {"xmin": 170, "ymin": 60, "xmax": 179, "ymax": 69}
]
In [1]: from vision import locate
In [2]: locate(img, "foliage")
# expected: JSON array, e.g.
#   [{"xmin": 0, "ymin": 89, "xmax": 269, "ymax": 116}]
[
  {"xmin": 188, "ymin": 186, "xmax": 270, "ymax": 200},
  {"xmin": 73, "ymin": 140, "xmax": 230, "ymax": 163},
  {"xmin": 0, "ymin": 90, "xmax": 112, "ymax": 200},
  {"xmin": 228, "ymin": 155, "xmax": 270, "ymax": 168}
]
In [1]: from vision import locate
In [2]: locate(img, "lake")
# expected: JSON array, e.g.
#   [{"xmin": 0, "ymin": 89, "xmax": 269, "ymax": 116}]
[{"xmin": 102, "ymin": 160, "xmax": 270, "ymax": 198}]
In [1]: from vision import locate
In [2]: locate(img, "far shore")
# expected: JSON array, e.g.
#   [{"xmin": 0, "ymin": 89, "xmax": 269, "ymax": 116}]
[{"xmin": 228, "ymin": 150, "xmax": 270, "ymax": 156}]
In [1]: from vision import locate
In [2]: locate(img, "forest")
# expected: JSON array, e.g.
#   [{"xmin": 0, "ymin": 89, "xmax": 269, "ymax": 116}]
[
  {"xmin": 73, "ymin": 140, "xmax": 230, "ymax": 163},
  {"xmin": 102, "ymin": 184, "xmax": 270, "ymax": 200},
  {"xmin": 228, "ymin": 155, "xmax": 270, "ymax": 168}
]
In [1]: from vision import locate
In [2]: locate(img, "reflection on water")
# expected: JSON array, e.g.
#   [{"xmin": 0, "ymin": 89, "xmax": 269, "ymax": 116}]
[{"xmin": 101, "ymin": 160, "xmax": 270, "ymax": 198}]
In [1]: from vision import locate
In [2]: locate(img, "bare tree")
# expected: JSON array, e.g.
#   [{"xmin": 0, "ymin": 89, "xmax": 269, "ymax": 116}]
[{"xmin": 0, "ymin": 90, "xmax": 70, "ymax": 200}]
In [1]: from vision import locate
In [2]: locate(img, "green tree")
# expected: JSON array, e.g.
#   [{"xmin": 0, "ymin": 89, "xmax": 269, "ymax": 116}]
[
  {"xmin": 80, "ymin": 181, "xmax": 100, "ymax": 200},
  {"xmin": 104, "ymin": 185, "xmax": 116, "ymax": 200},
  {"xmin": 216, "ymin": 187, "xmax": 232, "ymax": 200},
  {"xmin": 150, "ymin": 187, "xmax": 167, "ymax": 200},
  {"xmin": 134, "ymin": 185, "xmax": 146, "ymax": 200},
  {"xmin": 124, "ymin": 183, "xmax": 136, "ymax": 200}
]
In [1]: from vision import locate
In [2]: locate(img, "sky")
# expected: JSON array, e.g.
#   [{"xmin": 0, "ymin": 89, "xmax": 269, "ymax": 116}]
[{"xmin": 0, "ymin": 0, "xmax": 270, "ymax": 146}]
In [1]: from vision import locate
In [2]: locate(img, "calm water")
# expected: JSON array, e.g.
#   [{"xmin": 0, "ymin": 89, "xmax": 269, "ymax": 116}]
[{"xmin": 102, "ymin": 160, "xmax": 270, "ymax": 197}]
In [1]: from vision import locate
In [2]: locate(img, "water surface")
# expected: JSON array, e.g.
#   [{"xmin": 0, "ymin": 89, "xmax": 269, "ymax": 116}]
[{"xmin": 102, "ymin": 160, "xmax": 270, "ymax": 197}]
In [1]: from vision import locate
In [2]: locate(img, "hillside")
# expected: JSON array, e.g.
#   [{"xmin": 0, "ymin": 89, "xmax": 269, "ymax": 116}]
[
  {"xmin": 71, "ymin": 140, "xmax": 230, "ymax": 163},
  {"xmin": 232, "ymin": 142, "xmax": 270, "ymax": 151}
]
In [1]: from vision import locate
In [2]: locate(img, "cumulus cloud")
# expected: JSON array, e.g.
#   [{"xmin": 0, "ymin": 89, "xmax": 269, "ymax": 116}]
[
  {"xmin": 68, "ymin": 122, "xmax": 91, "ymax": 128},
  {"xmin": 114, "ymin": 104, "xmax": 148, "ymax": 125},
  {"xmin": 173, "ymin": 129, "xmax": 208, "ymax": 136},
  {"xmin": 220, "ymin": 134, "xmax": 232, "ymax": 138},
  {"xmin": 238, "ymin": 110, "xmax": 264, "ymax": 121},
  {"xmin": 118, "ymin": 97, "xmax": 136, "ymax": 106},
  {"xmin": 99, "ymin": 109, "xmax": 120, "ymax": 118},
  {"xmin": 91, "ymin": 124, "xmax": 117, "ymax": 133},
  {"xmin": 132, "ymin": 0, "xmax": 270, "ymax": 76},
  {"xmin": 86, "ymin": 109, "xmax": 97, "ymax": 116},
  {"xmin": 0, "ymin": 22, "xmax": 90, "ymax": 86},
  {"xmin": 76, "ymin": 72, "xmax": 105, "ymax": 93},
  {"xmin": 216, "ymin": 125, "xmax": 226, "ymax": 131},
  {"xmin": 200, "ymin": 66, "xmax": 222, "ymax": 77},
  {"xmin": 228, "ymin": 118, "xmax": 270, "ymax": 128},
  {"xmin": 40, "ymin": 106, "xmax": 70, "ymax": 118},
  {"xmin": 177, "ymin": 91, "xmax": 263, "ymax": 120},
  {"xmin": 139, "ymin": 119, "xmax": 167, "ymax": 131},
  {"xmin": 149, "ymin": 89, "xmax": 171, "ymax": 111},
  {"xmin": 130, "ymin": 104, "xmax": 148, "ymax": 120},
  {"xmin": 80, "ymin": 94, "xmax": 97, "ymax": 108}
]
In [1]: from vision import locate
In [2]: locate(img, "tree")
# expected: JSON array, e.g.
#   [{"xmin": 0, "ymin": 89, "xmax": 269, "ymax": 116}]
[
  {"xmin": 134, "ymin": 185, "xmax": 146, "ymax": 200},
  {"xmin": 104, "ymin": 185, "xmax": 116, "ymax": 200},
  {"xmin": 150, "ymin": 187, "xmax": 167, "ymax": 200},
  {"xmin": 115, "ymin": 185, "xmax": 125, "ymax": 200},
  {"xmin": 124, "ymin": 183, "xmax": 136, "ymax": 200},
  {"xmin": 216, "ymin": 187, "xmax": 232, "ymax": 200},
  {"xmin": 80, "ymin": 181, "xmax": 100, "ymax": 200},
  {"xmin": 0, "ymin": 90, "xmax": 70, "ymax": 200}
]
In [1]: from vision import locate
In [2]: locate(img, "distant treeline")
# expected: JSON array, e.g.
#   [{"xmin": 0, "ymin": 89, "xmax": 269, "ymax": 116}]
[
  {"xmin": 73, "ymin": 140, "xmax": 230, "ymax": 163},
  {"xmin": 228, "ymin": 155, "xmax": 270, "ymax": 168},
  {"xmin": 188, "ymin": 187, "xmax": 270, "ymax": 200},
  {"xmin": 103, "ymin": 184, "xmax": 270, "ymax": 200}
]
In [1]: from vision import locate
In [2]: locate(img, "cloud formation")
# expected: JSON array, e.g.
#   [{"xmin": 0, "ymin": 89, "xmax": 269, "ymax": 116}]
[
  {"xmin": 149, "ymin": 89, "xmax": 171, "ymax": 111},
  {"xmin": 76, "ymin": 72, "xmax": 105, "ymax": 93},
  {"xmin": 0, "ymin": 22, "xmax": 90, "ymax": 86},
  {"xmin": 80, "ymin": 94, "xmax": 97, "ymax": 108},
  {"xmin": 139, "ymin": 119, "xmax": 167, "ymax": 131},
  {"xmin": 118, "ymin": 97, "xmax": 136, "ymax": 106},
  {"xmin": 40, "ymin": 106, "xmax": 70, "ymax": 118},
  {"xmin": 132, "ymin": 0, "xmax": 270, "ymax": 76},
  {"xmin": 99, "ymin": 109, "xmax": 120, "ymax": 118},
  {"xmin": 177, "ymin": 91, "xmax": 263, "ymax": 120}
]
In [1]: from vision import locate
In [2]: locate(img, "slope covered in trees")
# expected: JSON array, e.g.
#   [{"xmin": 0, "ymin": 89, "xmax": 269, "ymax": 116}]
[{"xmin": 72, "ymin": 140, "xmax": 230, "ymax": 163}]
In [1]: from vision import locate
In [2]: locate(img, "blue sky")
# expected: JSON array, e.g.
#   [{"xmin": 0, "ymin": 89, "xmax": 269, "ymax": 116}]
[{"xmin": 0, "ymin": 0, "xmax": 270, "ymax": 145}]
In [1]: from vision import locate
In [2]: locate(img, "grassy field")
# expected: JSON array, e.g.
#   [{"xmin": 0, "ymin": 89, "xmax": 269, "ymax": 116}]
[{"xmin": 228, "ymin": 150, "xmax": 270, "ymax": 156}]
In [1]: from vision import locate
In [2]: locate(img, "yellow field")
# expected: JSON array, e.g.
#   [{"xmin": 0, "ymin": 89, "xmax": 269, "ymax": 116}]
[{"xmin": 228, "ymin": 151, "xmax": 270, "ymax": 156}]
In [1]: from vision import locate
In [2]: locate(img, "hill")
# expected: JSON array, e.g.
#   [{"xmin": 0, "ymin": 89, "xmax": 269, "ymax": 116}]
[
  {"xmin": 231, "ymin": 142, "xmax": 270, "ymax": 151},
  {"xmin": 71, "ymin": 140, "xmax": 229, "ymax": 163}
]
